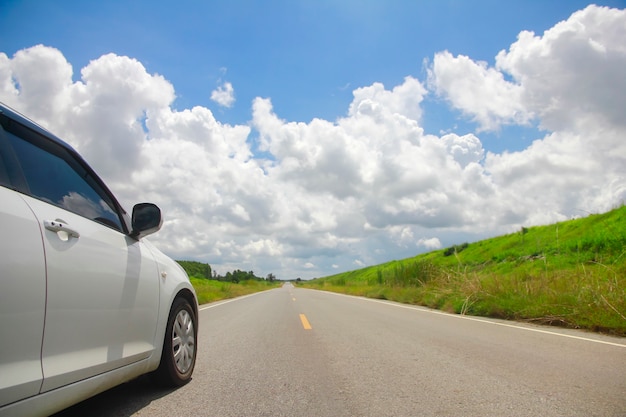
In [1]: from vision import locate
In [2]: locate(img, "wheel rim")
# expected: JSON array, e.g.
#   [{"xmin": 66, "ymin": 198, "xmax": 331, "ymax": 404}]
[{"xmin": 172, "ymin": 309, "xmax": 195, "ymax": 374}]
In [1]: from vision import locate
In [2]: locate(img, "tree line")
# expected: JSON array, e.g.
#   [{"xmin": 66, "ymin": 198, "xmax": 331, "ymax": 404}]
[{"xmin": 176, "ymin": 260, "xmax": 277, "ymax": 283}]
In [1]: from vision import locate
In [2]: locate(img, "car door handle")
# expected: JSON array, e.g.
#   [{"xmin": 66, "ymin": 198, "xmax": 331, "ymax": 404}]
[{"xmin": 44, "ymin": 220, "xmax": 80, "ymax": 239}]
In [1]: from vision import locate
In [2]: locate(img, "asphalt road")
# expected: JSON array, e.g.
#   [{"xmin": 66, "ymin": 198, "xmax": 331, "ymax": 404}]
[{"xmin": 55, "ymin": 283, "xmax": 626, "ymax": 416}]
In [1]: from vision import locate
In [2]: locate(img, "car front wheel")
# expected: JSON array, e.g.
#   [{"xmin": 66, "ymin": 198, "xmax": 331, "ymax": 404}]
[{"xmin": 154, "ymin": 297, "xmax": 197, "ymax": 386}]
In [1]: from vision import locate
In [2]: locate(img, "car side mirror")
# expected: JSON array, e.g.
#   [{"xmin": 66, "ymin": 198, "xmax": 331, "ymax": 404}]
[{"xmin": 130, "ymin": 203, "xmax": 163, "ymax": 239}]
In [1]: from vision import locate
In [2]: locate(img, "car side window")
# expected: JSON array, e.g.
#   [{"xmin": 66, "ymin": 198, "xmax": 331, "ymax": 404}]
[{"xmin": 3, "ymin": 127, "xmax": 124, "ymax": 232}]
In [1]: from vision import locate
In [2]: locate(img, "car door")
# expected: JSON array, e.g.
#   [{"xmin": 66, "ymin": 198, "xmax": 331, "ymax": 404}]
[
  {"xmin": 0, "ymin": 187, "xmax": 46, "ymax": 407},
  {"xmin": 2, "ymin": 119, "xmax": 161, "ymax": 393},
  {"xmin": 25, "ymin": 197, "xmax": 161, "ymax": 391}
]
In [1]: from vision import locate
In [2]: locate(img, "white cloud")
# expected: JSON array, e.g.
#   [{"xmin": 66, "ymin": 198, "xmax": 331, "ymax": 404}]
[
  {"xmin": 428, "ymin": 51, "xmax": 530, "ymax": 131},
  {"xmin": 211, "ymin": 81, "xmax": 235, "ymax": 108},
  {"xmin": 0, "ymin": 44, "xmax": 74, "ymax": 121},
  {"xmin": 1, "ymin": 5, "xmax": 624, "ymax": 280},
  {"xmin": 441, "ymin": 133, "xmax": 484, "ymax": 168},
  {"xmin": 495, "ymin": 5, "xmax": 626, "ymax": 132},
  {"xmin": 349, "ymin": 76, "xmax": 427, "ymax": 122},
  {"xmin": 418, "ymin": 237, "xmax": 442, "ymax": 250},
  {"xmin": 428, "ymin": 5, "xmax": 626, "ymax": 135}
]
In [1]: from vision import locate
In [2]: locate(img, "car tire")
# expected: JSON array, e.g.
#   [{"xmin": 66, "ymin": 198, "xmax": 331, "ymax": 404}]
[{"xmin": 153, "ymin": 297, "xmax": 197, "ymax": 387}]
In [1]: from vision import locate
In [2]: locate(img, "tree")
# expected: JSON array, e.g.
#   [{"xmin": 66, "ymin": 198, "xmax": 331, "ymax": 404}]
[{"xmin": 177, "ymin": 260, "xmax": 212, "ymax": 279}]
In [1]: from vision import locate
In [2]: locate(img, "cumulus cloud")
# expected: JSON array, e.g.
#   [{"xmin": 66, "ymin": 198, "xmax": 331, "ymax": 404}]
[
  {"xmin": 211, "ymin": 81, "xmax": 235, "ymax": 108},
  {"xmin": 495, "ymin": 5, "xmax": 626, "ymax": 132},
  {"xmin": 428, "ymin": 52, "xmax": 530, "ymax": 131},
  {"xmin": 418, "ymin": 237, "xmax": 442, "ymax": 250},
  {"xmin": 349, "ymin": 76, "xmax": 427, "ymax": 122},
  {"xmin": 0, "ymin": 4, "xmax": 624, "ymax": 279},
  {"xmin": 429, "ymin": 4, "xmax": 626, "ymax": 134}
]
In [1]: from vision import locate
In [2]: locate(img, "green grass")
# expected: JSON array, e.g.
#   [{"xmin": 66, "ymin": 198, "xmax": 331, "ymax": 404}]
[
  {"xmin": 301, "ymin": 205, "xmax": 626, "ymax": 336},
  {"xmin": 190, "ymin": 278, "xmax": 281, "ymax": 304}
]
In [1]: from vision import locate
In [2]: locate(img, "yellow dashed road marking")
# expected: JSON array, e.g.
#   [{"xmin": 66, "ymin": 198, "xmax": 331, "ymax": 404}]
[{"xmin": 299, "ymin": 314, "xmax": 312, "ymax": 330}]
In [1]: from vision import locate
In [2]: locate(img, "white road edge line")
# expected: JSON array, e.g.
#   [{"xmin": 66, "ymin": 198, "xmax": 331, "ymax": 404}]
[
  {"xmin": 198, "ymin": 289, "xmax": 277, "ymax": 311},
  {"xmin": 313, "ymin": 289, "xmax": 626, "ymax": 349}
]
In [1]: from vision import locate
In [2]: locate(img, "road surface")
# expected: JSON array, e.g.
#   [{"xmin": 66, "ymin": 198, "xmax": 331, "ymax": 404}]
[{"xmin": 55, "ymin": 284, "xmax": 626, "ymax": 416}]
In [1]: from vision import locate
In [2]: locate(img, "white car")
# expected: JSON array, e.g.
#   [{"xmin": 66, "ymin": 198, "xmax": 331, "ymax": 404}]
[{"xmin": 0, "ymin": 102, "xmax": 198, "ymax": 416}]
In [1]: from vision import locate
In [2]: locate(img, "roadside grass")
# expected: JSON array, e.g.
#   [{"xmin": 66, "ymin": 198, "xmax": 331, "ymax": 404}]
[
  {"xmin": 190, "ymin": 278, "xmax": 281, "ymax": 305},
  {"xmin": 301, "ymin": 206, "xmax": 626, "ymax": 336}
]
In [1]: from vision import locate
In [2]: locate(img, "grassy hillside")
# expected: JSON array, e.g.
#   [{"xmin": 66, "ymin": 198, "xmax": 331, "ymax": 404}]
[{"xmin": 302, "ymin": 206, "xmax": 626, "ymax": 336}]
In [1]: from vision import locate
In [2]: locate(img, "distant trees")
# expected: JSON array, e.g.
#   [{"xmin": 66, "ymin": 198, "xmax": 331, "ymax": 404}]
[
  {"xmin": 176, "ymin": 260, "xmax": 275, "ymax": 283},
  {"xmin": 223, "ymin": 269, "xmax": 263, "ymax": 283},
  {"xmin": 177, "ymin": 260, "xmax": 212, "ymax": 279}
]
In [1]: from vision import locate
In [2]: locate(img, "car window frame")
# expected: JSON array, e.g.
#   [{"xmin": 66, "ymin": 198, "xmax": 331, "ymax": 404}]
[{"xmin": 0, "ymin": 114, "xmax": 130, "ymax": 235}]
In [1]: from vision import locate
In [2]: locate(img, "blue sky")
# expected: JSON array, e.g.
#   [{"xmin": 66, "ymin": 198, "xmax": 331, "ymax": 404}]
[
  {"xmin": 4, "ymin": 0, "xmax": 617, "ymax": 146},
  {"xmin": 1, "ymin": 1, "xmax": 625, "ymax": 279}
]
